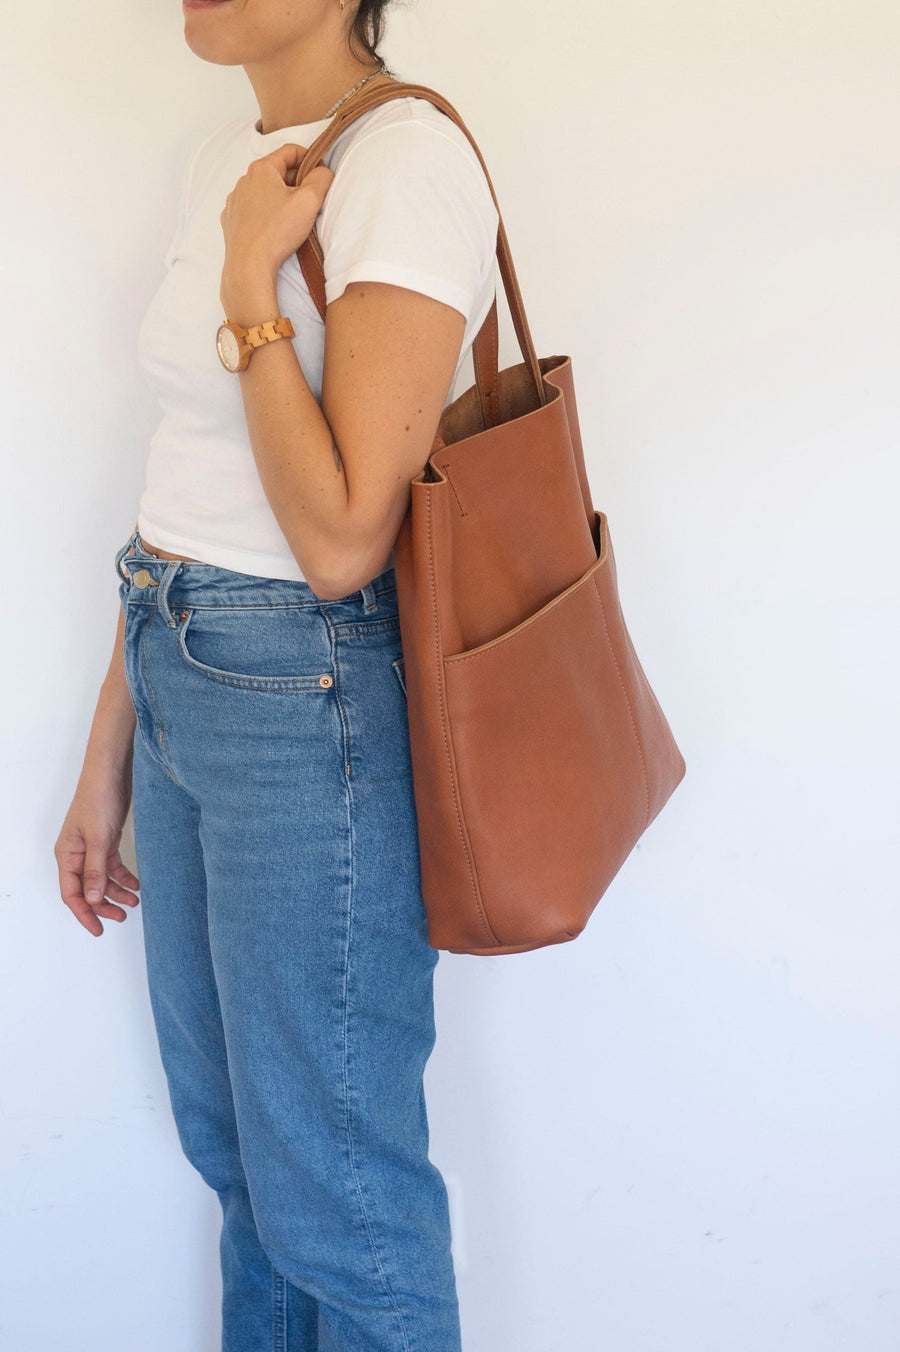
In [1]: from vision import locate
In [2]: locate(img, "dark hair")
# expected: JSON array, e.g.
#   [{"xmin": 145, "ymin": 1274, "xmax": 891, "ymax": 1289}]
[{"xmin": 347, "ymin": 0, "xmax": 393, "ymax": 67}]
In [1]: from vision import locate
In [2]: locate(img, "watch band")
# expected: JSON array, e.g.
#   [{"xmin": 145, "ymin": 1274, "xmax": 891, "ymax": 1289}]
[
  {"xmin": 216, "ymin": 314, "xmax": 296, "ymax": 372},
  {"xmin": 243, "ymin": 315, "xmax": 295, "ymax": 348}
]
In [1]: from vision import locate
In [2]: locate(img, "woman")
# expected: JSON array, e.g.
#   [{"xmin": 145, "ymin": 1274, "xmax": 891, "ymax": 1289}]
[{"xmin": 54, "ymin": 0, "xmax": 500, "ymax": 1346}]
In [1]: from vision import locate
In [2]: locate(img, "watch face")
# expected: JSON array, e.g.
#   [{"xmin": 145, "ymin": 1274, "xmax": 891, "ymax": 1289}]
[{"xmin": 216, "ymin": 323, "xmax": 242, "ymax": 372}]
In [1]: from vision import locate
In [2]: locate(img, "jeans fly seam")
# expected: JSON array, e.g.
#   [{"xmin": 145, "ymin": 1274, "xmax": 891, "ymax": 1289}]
[{"xmin": 136, "ymin": 610, "xmax": 184, "ymax": 788}]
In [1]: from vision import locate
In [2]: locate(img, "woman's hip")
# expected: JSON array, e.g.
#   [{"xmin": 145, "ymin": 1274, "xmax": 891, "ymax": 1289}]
[{"xmin": 114, "ymin": 526, "xmax": 411, "ymax": 800}]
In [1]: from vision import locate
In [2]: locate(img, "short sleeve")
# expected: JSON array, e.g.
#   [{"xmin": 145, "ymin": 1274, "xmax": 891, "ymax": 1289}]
[{"xmin": 318, "ymin": 116, "xmax": 499, "ymax": 322}]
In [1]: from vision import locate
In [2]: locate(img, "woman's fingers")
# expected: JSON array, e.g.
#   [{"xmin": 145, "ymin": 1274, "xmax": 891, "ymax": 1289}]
[
  {"xmin": 264, "ymin": 141, "xmax": 308, "ymax": 170},
  {"xmin": 220, "ymin": 143, "xmax": 335, "ymax": 272},
  {"xmin": 294, "ymin": 163, "xmax": 335, "ymax": 204},
  {"xmin": 256, "ymin": 143, "xmax": 333, "ymax": 194},
  {"xmin": 54, "ymin": 772, "xmax": 138, "ymax": 937},
  {"xmin": 108, "ymin": 850, "xmax": 140, "ymax": 898},
  {"xmin": 58, "ymin": 858, "xmax": 105, "ymax": 937},
  {"xmin": 55, "ymin": 832, "xmax": 138, "ymax": 935},
  {"xmin": 89, "ymin": 898, "xmax": 129, "ymax": 924},
  {"xmin": 83, "ymin": 842, "xmax": 112, "ymax": 906},
  {"xmin": 251, "ymin": 142, "xmax": 310, "ymax": 187},
  {"xmin": 101, "ymin": 878, "xmax": 140, "ymax": 908},
  {"xmin": 81, "ymin": 845, "xmax": 137, "ymax": 919}
]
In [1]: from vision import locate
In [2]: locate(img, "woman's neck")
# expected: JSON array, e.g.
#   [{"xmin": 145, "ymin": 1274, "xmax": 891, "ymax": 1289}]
[{"xmin": 245, "ymin": 47, "xmax": 390, "ymax": 133}]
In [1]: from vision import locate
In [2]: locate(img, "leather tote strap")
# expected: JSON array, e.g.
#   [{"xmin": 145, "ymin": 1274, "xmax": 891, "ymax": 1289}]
[{"xmin": 293, "ymin": 80, "xmax": 547, "ymax": 421}]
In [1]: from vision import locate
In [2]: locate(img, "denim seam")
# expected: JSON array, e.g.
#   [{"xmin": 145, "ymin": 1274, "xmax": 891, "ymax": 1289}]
[
  {"xmin": 339, "ymin": 720, "xmax": 413, "ymax": 1352},
  {"xmin": 124, "ymin": 600, "xmax": 398, "ymax": 616},
  {"xmin": 323, "ymin": 613, "xmax": 353, "ymax": 778},
  {"xmin": 168, "ymin": 602, "xmax": 326, "ymax": 612},
  {"xmin": 125, "ymin": 599, "xmax": 322, "ymax": 613},
  {"xmin": 119, "ymin": 595, "xmax": 398, "ymax": 613},
  {"xmin": 331, "ymin": 616, "xmax": 402, "ymax": 638},
  {"xmin": 272, "ymin": 1268, "xmax": 286, "ymax": 1352},
  {"xmin": 323, "ymin": 607, "xmax": 411, "ymax": 1344},
  {"xmin": 136, "ymin": 610, "xmax": 185, "ymax": 788}
]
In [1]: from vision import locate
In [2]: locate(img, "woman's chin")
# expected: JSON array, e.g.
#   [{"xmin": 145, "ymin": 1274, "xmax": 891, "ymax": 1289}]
[{"xmin": 182, "ymin": 3, "xmax": 245, "ymax": 66}]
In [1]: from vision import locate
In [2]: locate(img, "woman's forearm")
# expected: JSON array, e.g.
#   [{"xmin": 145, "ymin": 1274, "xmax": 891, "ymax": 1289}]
[
  {"xmin": 82, "ymin": 605, "xmax": 136, "ymax": 781},
  {"xmin": 225, "ymin": 275, "xmax": 358, "ymax": 593}
]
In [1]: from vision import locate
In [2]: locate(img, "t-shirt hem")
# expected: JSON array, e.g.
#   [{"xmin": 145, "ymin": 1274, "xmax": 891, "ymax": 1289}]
[
  {"xmin": 137, "ymin": 513, "xmax": 395, "ymax": 584},
  {"xmin": 324, "ymin": 260, "xmax": 472, "ymax": 319}
]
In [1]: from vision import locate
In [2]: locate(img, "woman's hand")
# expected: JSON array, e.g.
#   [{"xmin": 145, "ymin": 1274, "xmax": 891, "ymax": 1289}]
[
  {"xmin": 219, "ymin": 144, "xmax": 335, "ymax": 316},
  {"xmin": 54, "ymin": 764, "xmax": 141, "ymax": 937}
]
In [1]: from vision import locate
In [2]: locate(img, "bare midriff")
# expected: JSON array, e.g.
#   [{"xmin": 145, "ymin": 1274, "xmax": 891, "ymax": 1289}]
[{"xmin": 137, "ymin": 534, "xmax": 200, "ymax": 563}]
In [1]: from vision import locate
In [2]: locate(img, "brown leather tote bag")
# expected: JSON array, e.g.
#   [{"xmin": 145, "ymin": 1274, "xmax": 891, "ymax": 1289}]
[{"xmin": 295, "ymin": 80, "xmax": 686, "ymax": 955}]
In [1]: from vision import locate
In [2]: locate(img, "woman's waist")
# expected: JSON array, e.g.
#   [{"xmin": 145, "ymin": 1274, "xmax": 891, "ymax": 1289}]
[
  {"xmin": 118, "ymin": 526, "xmax": 397, "ymax": 613},
  {"xmin": 135, "ymin": 505, "xmax": 313, "ymax": 582},
  {"xmin": 137, "ymin": 532, "xmax": 198, "ymax": 563}
]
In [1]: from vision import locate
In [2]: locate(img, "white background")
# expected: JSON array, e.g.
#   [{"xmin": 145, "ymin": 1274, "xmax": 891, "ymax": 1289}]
[{"xmin": 2, "ymin": 1, "xmax": 898, "ymax": 1349}]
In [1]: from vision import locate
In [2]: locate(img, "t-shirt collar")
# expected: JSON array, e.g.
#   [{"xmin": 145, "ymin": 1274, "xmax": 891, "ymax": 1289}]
[{"xmin": 248, "ymin": 110, "xmax": 336, "ymax": 158}]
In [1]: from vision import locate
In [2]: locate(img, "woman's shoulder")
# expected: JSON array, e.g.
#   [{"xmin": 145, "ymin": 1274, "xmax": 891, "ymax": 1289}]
[
  {"xmin": 316, "ymin": 90, "xmax": 499, "ymax": 320},
  {"xmin": 327, "ymin": 92, "xmax": 494, "ymax": 205},
  {"xmin": 335, "ymin": 91, "xmax": 476, "ymax": 146}
]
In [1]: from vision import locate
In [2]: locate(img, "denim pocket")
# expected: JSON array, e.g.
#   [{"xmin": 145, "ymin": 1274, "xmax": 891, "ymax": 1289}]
[{"xmin": 175, "ymin": 605, "xmax": 334, "ymax": 692}]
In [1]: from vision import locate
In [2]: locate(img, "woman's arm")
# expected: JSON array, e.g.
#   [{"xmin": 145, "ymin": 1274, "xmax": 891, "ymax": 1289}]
[
  {"xmin": 225, "ymin": 272, "xmax": 465, "ymax": 599},
  {"xmin": 54, "ymin": 605, "xmax": 141, "ymax": 936},
  {"xmin": 220, "ymin": 144, "xmax": 467, "ymax": 599}
]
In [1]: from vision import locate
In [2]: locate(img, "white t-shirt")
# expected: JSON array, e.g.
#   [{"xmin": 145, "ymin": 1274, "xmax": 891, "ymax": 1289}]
[{"xmin": 135, "ymin": 94, "xmax": 500, "ymax": 581}]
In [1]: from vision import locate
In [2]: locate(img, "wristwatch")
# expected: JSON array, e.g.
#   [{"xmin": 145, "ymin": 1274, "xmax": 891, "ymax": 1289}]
[{"xmin": 216, "ymin": 315, "xmax": 296, "ymax": 372}]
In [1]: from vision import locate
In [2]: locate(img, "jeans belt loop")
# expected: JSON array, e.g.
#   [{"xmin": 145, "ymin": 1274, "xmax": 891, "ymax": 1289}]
[
  {"xmin": 359, "ymin": 582, "xmax": 377, "ymax": 613},
  {"xmin": 156, "ymin": 561, "xmax": 183, "ymax": 627}
]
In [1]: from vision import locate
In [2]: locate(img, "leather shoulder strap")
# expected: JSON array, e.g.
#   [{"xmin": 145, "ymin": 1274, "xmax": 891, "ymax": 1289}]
[{"xmin": 293, "ymin": 80, "xmax": 546, "ymax": 414}]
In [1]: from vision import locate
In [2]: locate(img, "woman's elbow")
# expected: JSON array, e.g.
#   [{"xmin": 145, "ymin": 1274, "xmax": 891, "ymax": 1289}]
[{"xmin": 292, "ymin": 536, "xmax": 389, "ymax": 602}]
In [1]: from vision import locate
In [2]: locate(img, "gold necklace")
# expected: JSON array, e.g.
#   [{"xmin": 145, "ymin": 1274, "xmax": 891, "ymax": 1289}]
[{"xmin": 318, "ymin": 64, "xmax": 397, "ymax": 117}]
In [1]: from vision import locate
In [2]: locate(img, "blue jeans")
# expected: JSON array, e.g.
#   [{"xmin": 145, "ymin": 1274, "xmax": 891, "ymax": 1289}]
[{"xmin": 114, "ymin": 528, "xmax": 461, "ymax": 1352}]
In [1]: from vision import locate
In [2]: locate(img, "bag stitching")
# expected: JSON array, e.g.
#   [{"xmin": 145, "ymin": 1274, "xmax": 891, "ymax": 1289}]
[
  {"xmin": 426, "ymin": 493, "xmax": 498, "ymax": 947},
  {"xmin": 590, "ymin": 575, "xmax": 651, "ymax": 830},
  {"xmin": 445, "ymin": 549, "xmax": 605, "ymax": 665}
]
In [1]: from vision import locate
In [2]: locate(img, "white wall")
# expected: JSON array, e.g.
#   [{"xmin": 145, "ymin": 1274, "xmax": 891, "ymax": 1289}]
[{"xmin": 2, "ymin": 1, "xmax": 898, "ymax": 1348}]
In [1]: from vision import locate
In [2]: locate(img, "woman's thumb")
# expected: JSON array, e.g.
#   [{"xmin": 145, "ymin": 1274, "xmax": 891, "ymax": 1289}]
[{"xmin": 297, "ymin": 164, "xmax": 335, "ymax": 202}]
